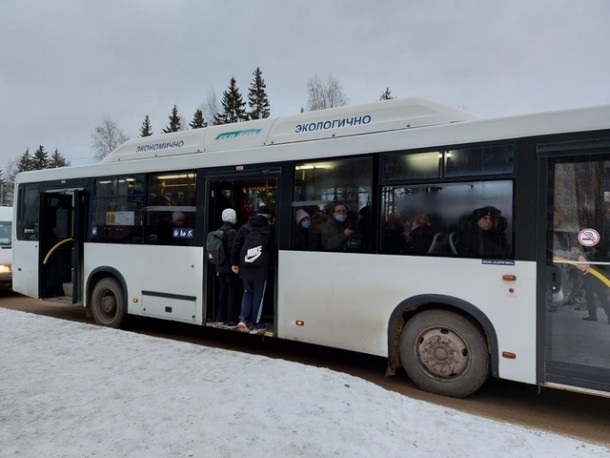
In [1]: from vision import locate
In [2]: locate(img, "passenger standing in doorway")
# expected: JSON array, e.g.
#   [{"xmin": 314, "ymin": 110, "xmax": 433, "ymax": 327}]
[
  {"xmin": 214, "ymin": 209, "xmax": 242, "ymax": 326},
  {"xmin": 231, "ymin": 206, "xmax": 275, "ymax": 332}
]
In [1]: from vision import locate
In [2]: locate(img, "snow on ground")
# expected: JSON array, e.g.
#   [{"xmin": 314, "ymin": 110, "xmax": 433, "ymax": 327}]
[{"xmin": 1, "ymin": 308, "xmax": 609, "ymax": 458}]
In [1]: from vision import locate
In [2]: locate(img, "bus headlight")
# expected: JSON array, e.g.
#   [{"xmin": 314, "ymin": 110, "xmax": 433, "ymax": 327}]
[{"xmin": 0, "ymin": 265, "xmax": 11, "ymax": 273}]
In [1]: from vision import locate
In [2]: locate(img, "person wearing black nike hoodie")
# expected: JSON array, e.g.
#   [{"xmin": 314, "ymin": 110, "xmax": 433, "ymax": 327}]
[{"xmin": 230, "ymin": 206, "xmax": 275, "ymax": 332}]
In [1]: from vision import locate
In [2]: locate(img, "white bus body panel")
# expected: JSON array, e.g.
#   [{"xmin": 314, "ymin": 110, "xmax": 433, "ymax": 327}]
[
  {"xmin": 12, "ymin": 240, "xmax": 39, "ymax": 298},
  {"xmin": 277, "ymin": 251, "xmax": 537, "ymax": 385},
  {"xmin": 83, "ymin": 244, "xmax": 204, "ymax": 324}
]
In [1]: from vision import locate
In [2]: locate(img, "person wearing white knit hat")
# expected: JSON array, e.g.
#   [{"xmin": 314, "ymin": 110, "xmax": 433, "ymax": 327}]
[{"xmin": 212, "ymin": 208, "xmax": 241, "ymax": 326}]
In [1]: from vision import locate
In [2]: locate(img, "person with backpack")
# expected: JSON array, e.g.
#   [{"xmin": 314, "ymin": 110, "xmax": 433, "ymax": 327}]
[
  {"xmin": 230, "ymin": 206, "xmax": 275, "ymax": 333},
  {"xmin": 208, "ymin": 208, "xmax": 241, "ymax": 326}
]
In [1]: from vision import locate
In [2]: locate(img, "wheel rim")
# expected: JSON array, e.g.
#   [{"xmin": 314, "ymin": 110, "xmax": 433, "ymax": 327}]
[
  {"xmin": 415, "ymin": 327, "xmax": 470, "ymax": 380},
  {"xmin": 98, "ymin": 289, "xmax": 117, "ymax": 320}
]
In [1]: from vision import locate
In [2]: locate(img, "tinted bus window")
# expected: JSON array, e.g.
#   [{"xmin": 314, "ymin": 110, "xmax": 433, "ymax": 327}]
[
  {"xmin": 90, "ymin": 175, "xmax": 146, "ymax": 243},
  {"xmin": 17, "ymin": 184, "xmax": 40, "ymax": 241},
  {"xmin": 293, "ymin": 156, "xmax": 373, "ymax": 252},
  {"xmin": 445, "ymin": 144, "xmax": 514, "ymax": 177},
  {"xmin": 144, "ymin": 171, "xmax": 197, "ymax": 246},
  {"xmin": 381, "ymin": 180, "xmax": 513, "ymax": 258},
  {"xmin": 382, "ymin": 150, "xmax": 441, "ymax": 181}
]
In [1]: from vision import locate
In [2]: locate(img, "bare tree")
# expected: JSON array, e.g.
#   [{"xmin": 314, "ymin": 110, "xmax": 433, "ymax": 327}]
[
  {"xmin": 201, "ymin": 89, "xmax": 220, "ymax": 126},
  {"xmin": 306, "ymin": 74, "xmax": 349, "ymax": 111},
  {"xmin": 91, "ymin": 116, "xmax": 129, "ymax": 162}
]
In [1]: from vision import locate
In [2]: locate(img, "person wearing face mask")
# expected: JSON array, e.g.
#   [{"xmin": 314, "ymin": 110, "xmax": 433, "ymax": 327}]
[
  {"xmin": 294, "ymin": 209, "xmax": 314, "ymax": 250},
  {"xmin": 321, "ymin": 202, "xmax": 362, "ymax": 252}
]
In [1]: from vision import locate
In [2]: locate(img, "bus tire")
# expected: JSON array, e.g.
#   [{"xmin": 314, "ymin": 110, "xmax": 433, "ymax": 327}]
[
  {"xmin": 91, "ymin": 278, "xmax": 126, "ymax": 328},
  {"xmin": 399, "ymin": 309, "xmax": 489, "ymax": 398}
]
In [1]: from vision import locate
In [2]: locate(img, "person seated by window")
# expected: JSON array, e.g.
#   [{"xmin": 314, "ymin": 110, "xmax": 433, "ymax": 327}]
[
  {"xmin": 172, "ymin": 211, "xmax": 185, "ymax": 227},
  {"xmin": 321, "ymin": 202, "xmax": 363, "ymax": 252},
  {"xmin": 309, "ymin": 210, "xmax": 327, "ymax": 251},
  {"xmin": 381, "ymin": 212, "xmax": 406, "ymax": 254},
  {"xmin": 458, "ymin": 206, "xmax": 509, "ymax": 258},
  {"xmin": 405, "ymin": 213, "xmax": 435, "ymax": 255}
]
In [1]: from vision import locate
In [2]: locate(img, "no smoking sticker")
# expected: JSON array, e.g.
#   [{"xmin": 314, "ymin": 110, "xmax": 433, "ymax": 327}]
[{"xmin": 578, "ymin": 228, "xmax": 600, "ymax": 247}]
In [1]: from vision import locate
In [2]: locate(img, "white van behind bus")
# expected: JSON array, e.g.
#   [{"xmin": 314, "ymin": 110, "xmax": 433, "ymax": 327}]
[{"xmin": 0, "ymin": 207, "xmax": 13, "ymax": 288}]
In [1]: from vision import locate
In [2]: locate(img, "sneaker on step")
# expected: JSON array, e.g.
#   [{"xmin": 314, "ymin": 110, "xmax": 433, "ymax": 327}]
[
  {"xmin": 236, "ymin": 321, "xmax": 249, "ymax": 331},
  {"xmin": 250, "ymin": 324, "xmax": 267, "ymax": 334}
]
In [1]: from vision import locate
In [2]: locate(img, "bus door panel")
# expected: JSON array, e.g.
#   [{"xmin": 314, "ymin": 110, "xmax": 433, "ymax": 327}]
[
  {"xmin": 544, "ymin": 148, "xmax": 610, "ymax": 393},
  {"xmin": 39, "ymin": 190, "xmax": 85, "ymax": 301}
]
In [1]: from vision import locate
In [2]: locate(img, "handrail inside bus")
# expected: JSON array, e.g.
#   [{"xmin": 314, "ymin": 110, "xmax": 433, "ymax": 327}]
[
  {"xmin": 43, "ymin": 238, "xmax": 74, "ymax": 265},
  {"xmin": 553, "ymin": 255, "xmax": 610, "ymax": 288}
]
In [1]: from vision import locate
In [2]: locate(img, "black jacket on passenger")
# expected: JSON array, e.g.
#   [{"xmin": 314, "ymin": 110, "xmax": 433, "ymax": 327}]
[
  {"xmin": 215, "ymin": 222, "xmax": 238, "ymax": 274},
  {"xmin": 230, "ymin": 215, "xmax": 275, "ymax": 281},
  {"xmin": 405, "ymin": 225, "xmax": 435, "ymax": 255},
  {"xmin": 458, "ymin": 227, "xmax": 509, "ymax": 259}
]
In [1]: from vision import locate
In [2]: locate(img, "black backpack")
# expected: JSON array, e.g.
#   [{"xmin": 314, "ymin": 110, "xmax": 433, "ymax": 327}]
[
  {"xmin": 206, "ymin": 229, "xmax": 225, "ymax": 265},
  {"xmin": 240, "ymin": 229, "xmax": 267, "ymax": 266}
]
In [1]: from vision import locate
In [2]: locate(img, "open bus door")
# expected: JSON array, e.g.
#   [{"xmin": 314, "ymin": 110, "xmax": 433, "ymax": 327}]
[
  {"xmin": 39, "ymin": 188, "xmax": 86, "ymax": 303},
  {"xmin": 204, "ymin": 171, "xmax": 279, "ymax": 328}
]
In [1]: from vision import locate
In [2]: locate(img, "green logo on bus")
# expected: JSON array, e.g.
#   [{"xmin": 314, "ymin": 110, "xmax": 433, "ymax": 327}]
[{"xmin": 215, "ymin": 128, "xmax": 262, "ymax": 141}]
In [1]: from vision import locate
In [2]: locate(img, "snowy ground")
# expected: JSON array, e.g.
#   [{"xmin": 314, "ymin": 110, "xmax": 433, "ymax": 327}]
[{"xmin": 1, "ymin": 308, "xmax": 609, "ymax": 458}]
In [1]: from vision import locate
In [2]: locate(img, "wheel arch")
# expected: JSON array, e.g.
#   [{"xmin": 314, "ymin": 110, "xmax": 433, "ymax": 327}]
[
  {"xmin": 85, "ymin": 267, "xmax": 128, "ymax": 310},
  {"xmin": 386, "ymin": 294, "xmax": 499, "ymax": 379}
]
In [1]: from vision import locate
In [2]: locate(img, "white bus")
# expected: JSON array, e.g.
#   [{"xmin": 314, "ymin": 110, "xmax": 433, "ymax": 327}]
[
  {"xmin": 0, "ymin": 206, "xmax": 12, "ymax": 288},
  {"xmin": 12, "ymin": 98, "xmax": 610, "ymax": 397}
]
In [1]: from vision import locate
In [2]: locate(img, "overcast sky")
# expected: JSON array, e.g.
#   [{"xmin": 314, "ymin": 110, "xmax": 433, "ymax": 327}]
[{"xmin": 1, "ymin": 0, "xmax": 609, "ymax": 169}]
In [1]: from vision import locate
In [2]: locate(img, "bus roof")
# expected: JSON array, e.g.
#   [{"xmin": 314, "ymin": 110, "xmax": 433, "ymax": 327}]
[
  {"xmin": 101, "ymin": 98, "xmax": 477, "ymax": 163},
  {"xmin": 14, "ymin": 99, "xmax": 610, "ymax": 185}
]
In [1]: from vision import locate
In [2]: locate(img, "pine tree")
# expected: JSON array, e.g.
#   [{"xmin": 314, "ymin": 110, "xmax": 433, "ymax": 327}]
[
  {"xmin": 140, "ymin": 115, "xmax": 153, "ymax": 137},
  {"xmin": 49, "ymin": 149, "xmax": 70, "ymax": 168},
  {"xmin": 379, "ymin": 87, "xmax": 394, "ymax": 101},
  {"xmin": 16, "ymin": 149, "xmax": 33, "ymax": 173},
  {"xmin": 214, "ymin": 77, "xmax": 248, "ymax": 125},
  {"xmin": 31, "ymin": 145, "xmax": 51, "ymax": 170},
  {"xmin": 248, "ymin": 67, "xmax": 270, "ymax": 120},
  {"xmin": 162, "ymin": 105, "xmax": 182, "ymax": 133},
  {"xmin": 189, "ymin": 109, "xmax": 207, "ymax": 129}
]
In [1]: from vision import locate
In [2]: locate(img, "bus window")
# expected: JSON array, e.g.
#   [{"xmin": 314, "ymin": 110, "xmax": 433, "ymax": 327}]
[
  {"xmin": 17, "ymin": 183, "xmax": 40, "ymax": 241},
  {"xmin": 382, "ymin": 144, "xmax": 514, "ymax": 181},
  {"xmin": 90, "ymin": 175, "xmax": 146, "ymax": 243},
  {"xmin": 445, "ymin": 144, "xmax": 514, "ymax": 177},
  {"xmin": 382, "ymin": 150, "xmax": 441, "ymax": 181},
  {"xmin": 293, "ymin": 156, "xmax": 373, "ymax": 252},
  {"xmin": 144, "ymin": 171, "xmax": 197, "ymax": 246},
  {"xmin": 381, "ymin": 180, "xmax": 513, "ymax": 258}
]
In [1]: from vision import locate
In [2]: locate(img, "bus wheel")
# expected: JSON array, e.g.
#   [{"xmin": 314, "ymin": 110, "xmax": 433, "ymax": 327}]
[
  {"xmin": 91, "ymin": 278, "xmax": 125, "ymax": 328},
  {"xmin": 399, "ymin": 310, "xmax": 489, "ymax": 398}
]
